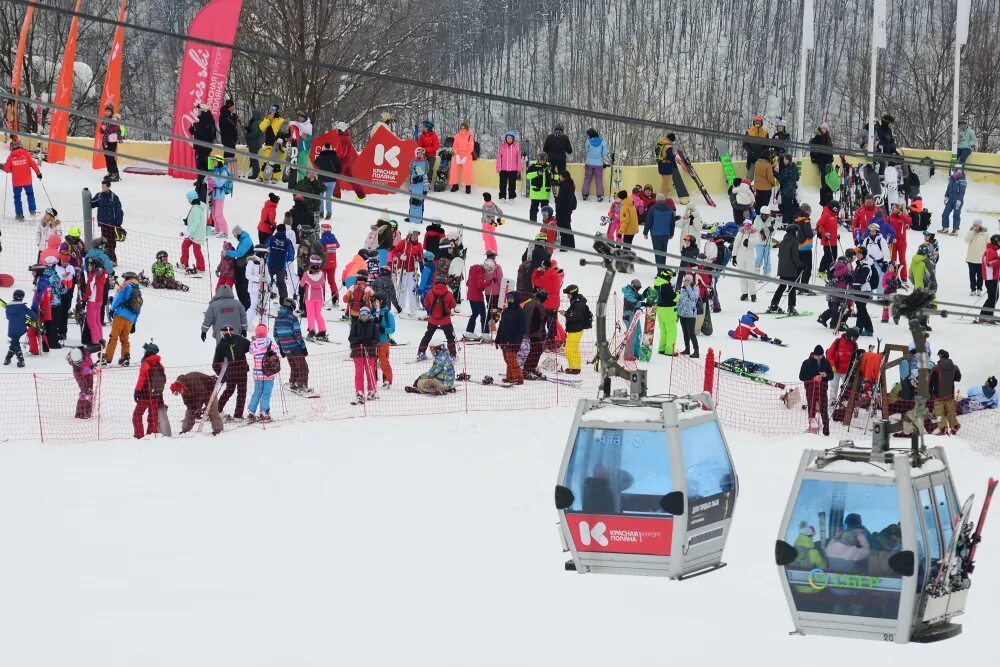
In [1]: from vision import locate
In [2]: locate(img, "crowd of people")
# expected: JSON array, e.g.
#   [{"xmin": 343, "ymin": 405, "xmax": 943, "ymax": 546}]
[{"xmin": 2, "ymin": 111, "xmax": 996, "ymax": 440}]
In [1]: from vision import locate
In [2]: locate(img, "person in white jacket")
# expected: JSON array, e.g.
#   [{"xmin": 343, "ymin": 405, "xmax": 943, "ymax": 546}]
[
  {"xmin": 35, "ymin": 209, "xmax": 62, "ymax": 257},
  {"xmin": 732, "ymin": 220, "xmax": 759, "ymax": 301},
  {"xmin": 965, "ymin": 220, "xmax": 989, "ymax": 296},
  {"xmin": 752, "ymin": 206, "xmax": 777, "ymax": 276},
  {"xmin": 246, "ymin": 254, "xmax": 265, "ymax": 324},
  {"xmin": 676, "ymin": 204, "xmax": 702, "ymax": 241}
]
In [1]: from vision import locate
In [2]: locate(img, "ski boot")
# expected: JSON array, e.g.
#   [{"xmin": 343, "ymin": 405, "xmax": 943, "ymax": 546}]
[
  {"xmin": 465, "ymin": 186, "xmax": 471, "ymax": 194},
  {"xmin": 306, "ymin": 330, "xmax": 317, "ymax": 342},
  {"xmin": 118, "ymin": 354, "xmax": 130, "ymax": 367},
  {"xmin": 354, "ymin": 391, "xmax": 365, "ymax": 404},
  {"xmin": 462, "ymin": 331, "xmax": 479, "ymax": 342},
  {"xmin": 3, "ymin": 352, "xmax": 12, "ymax": 366},
  {"xmin": 15, "ymin": 215, "xmax": 24, "ymax": 221},
  {"xmin": 597, "ymin": 196, "xmax": 604, "ymax": 203},
  {"xmin": 740, "ymin": 294, "xmax": 749, "ymax": 301},
  {"xmin": 766, "ymin": 305, "xmax": 784, "ymax": 314},
  {"xmin": 787, "ymin": 308, "xmax": 799, "ymax": 316},
  {"xmin": 382, "ymin": 381, "xmax": 391, "ymax": 390},
  {"xmin": 479, "ymin": 332, "xmax": 492, "ymax": 342},
  {"xmin": 751, "ymin": 294, "xmax": 757, "ymax": 302},
  {"xmin": 16, "ymin": 353, "xmax": 25, "ymax": 368},
  {"xmin": 247, "ymin": 414, "xmax": 257, "ymax": 424},
  {"xmin": 184, "ymin": 266, "xmax": 199, "ymax": 276},
  {"xmin": 259, "ymin": 412, "xmax": 272, "ymax": 423},
  {"xmin": 450, "ymin": 185, "xmax": 459, "ymax": 193},
  {"xmin": 414, "ymin": 352, "xmax": 428, "ymax": 362},
  {"xmin": 315, "ymin": 332, "xmax": 329, "ymax": 343},
  {"xmin": 367, "ymin": 391, "xmax": 378, "ymax": 401}
]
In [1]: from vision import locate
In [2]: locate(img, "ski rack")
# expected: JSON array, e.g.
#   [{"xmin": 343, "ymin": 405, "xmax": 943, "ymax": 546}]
[{"xmin": 579, "ymin": 236, "xmax": 647, "ymax": 403}]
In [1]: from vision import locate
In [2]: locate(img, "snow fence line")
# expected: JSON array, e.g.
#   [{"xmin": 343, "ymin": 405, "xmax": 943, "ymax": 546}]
[{"xmin": 667, "ymin": 352, "xmax": 1000, "ymax": 459}]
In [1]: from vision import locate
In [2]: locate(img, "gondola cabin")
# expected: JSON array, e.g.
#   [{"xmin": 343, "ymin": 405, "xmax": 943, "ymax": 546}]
[
  {"xmin": 775, "ymin": 440, "xmax": 974, "ymax": 643},
  {"xmin": 554, "ymin": 394, "xmax": 737, "ymax": 579}
]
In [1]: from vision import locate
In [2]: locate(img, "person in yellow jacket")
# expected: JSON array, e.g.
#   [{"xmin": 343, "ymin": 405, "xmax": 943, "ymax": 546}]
[
  {"xmin": 449, "ymin": 122, "xmax": 476, "ymax": 194},
  {"xmin": 617, "ymin": 190, "xmax": 640, "ymax": 244},
  {"xmin": 752, "ymin": 149, "xmax": 777, "ymax": 210},
  {"xmin": 257, "ymin": 104, "xmax": 287, "ymax": 182},
  {"xmin": 743, "ymin": 114, "xmax": 769, "ymax": 178},
  {"xmin": 791, "ymin": 522, "xmax": 828, "ymax": 594}
]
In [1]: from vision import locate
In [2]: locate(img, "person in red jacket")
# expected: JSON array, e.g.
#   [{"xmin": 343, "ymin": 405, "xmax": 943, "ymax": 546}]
[
  {"xmin": 133, "ymin": 341, "xmax": 167, "ymax": 439},
  {"xmin": 417, "ymin": 278, "xmax": 457, "ymax": 359},
  {"xmin": 816, "ymin": 201, "xmax": 841, "ymax": 277},
  {"xmin": 332, "ymin": 122, "xmax": 367, "ymax": 200},
  {"xmin": 2, "ymin": 140, "xmax": 43, "ymax": 220},
  {"xmin": 851, "ymin": 196, "xmax": 879, "ymax": 243},
  {"xmin": 887, "ymin": 202, "xmax": 910, "ymax": 280},
  {"xmin": 531, "ymin": 258, "xmax": 564, "ymax": 340},
  {"xmin": 257, "ymin": 193, "xmax": 279, "ymax": 244},
  {"xmin": 464, "ymin": 263, "xmax": 489, "ymax": 340},
  {"xmin": 979, "ymin": 234, "xmax": 1000, "ymax": 323},
  {"xmin": 825, "ymin": 327, "xmax": 859, "ymax": 398},
  {"xmin": 391, "ymin": 229, "xmax": 424, "ymax": 314},
  {"xmin": 417, "ymin": 120, "xmax": 440, "ymax": 185},
  {"xmin": 539, "ymin": 206, "xmax": 559, "ymax": 246}
]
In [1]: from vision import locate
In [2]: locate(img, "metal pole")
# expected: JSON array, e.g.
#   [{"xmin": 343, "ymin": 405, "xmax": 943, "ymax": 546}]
[
  {"xmin": 81, "ymin": 187, "xmax": 92, "ymax": 246},
  {"xmin": 796, "ymin": 41, "xmax": 808, "ymax": 150},
  {"xmin": 951, "ymin": 37, "xmax": 961, "ymax": 154},
  {"xmin": 866, "ymin": 22, "xmax": 879, "ymax": 153}
]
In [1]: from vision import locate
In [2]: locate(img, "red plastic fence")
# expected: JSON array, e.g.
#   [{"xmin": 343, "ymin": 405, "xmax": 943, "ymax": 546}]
[
  {"xmin": 9, "ymin": 340, "xmax": 648, "ymax": 443},
  {"xmin": 668, "ymin": 351, "xmax": 1000, "ymax": 458}
]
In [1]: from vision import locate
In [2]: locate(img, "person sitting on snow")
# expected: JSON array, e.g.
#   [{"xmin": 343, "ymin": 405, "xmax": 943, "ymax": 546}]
[
  {"xmin": 406, "ymin": 345, "xmax": 456, "ymax": 395},
  {"xmin": 727, "ymin": 311, "xmax": 781, "ymax": 344},
  {"xmin": 151, "ymin": 251, "xmax": 189, "ymax": 291},
  {"xmin": 960, "ymin": 376, "xmax": 999, "ymax": 413}
]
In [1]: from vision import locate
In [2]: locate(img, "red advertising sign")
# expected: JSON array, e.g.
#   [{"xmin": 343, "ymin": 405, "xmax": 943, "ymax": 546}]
[
  {"xmin": 566, "ymin": 514, "xmax": 673, "ymax": 556},
  {"xmin": 310, "ymin": 130, "xmax": 345, "ymax": 163},
  {"xmin": 351, "ymin": 126, "xmax": 418, "ymax": 195}
]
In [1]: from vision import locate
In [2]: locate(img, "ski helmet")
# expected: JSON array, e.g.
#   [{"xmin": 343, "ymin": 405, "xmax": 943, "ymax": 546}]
[
  {"xmin": 156, "ymin": 250, "xmax": 168, "ymax": 261},
  {"xmin": 44, "ymin": 256, "xmax": 58, "ymax": 267},
  {"xmin": 220, "ymin": 324, "xmax": 235, "ymax": 334},
  {"xmin": 67, "ymin": 225, "xmax": 80, "ymax": 237},
  {"xmin": 68, "ymin": 347, "xmax": 84, "ymax": 365},
  {"xmin": 536, "ymin": 150, "xmax": 547, "ymax": 159},
  {"xmin": 991, "ymin": 234, "xmax": 1000, "ymax": 246},
  {"xmin": 868, "ymin": 223, "xmax": 880, "ymax": 232},
  {"xmin": 87, "ymin": 257, "xmax": 102, "ymax": 269},
  {"xmin": 540, "ymin": 205, "xmax": 553, "ymax": 217},
  {"xmin": 534, "ymin": 288, "xmax": 548, "ymax": 302},
  {"xmin": 358, "ymin": 307, "xmax": 372, "ymax": 319},
  {"xmin": 12, "ymin": 289, "xmax": 25, "ymax": 302},
  {"xmin": 255, "ymin": 324, "xmax": 268, "ymax": 337},
  {"xmin": 988, "ymin": 376, "xmax": 998, "ymax": 389},
  {"xmin": 916, "ymin": 245, "xmax": 930, "ymax": 256},
  {"xmin": 121, "ymin": 271, "xmax": 137, "ymax": 280},
  {"xmin": 308, "ymin": 254, "xmax": 323, "ymax": 266},
  {"xmin": 845, "ymin": 327, "xmax": 860, "ymax": 340},
  {"xmin": 45, "ymin": 207, "xmax": 58, "ymax": 218},
  {"xmin": 423, "ymin": 250, "xmax": 435, "ymax": 261},
  {"xmin": 752, "ymin": 114, "xmax": 764, "ymax": 123},
  {"xmin": 747, "ymin": 311, "xmax": 759, "ymax": 322},
  {"xmin": 760, "ymin": 205, "xmax": 771, "ymax": 215},
  {"xmin": 142, "ymin": 341, "xmax": 160, "ymax": 356},
  {"xmin": 281, "ymin": 298, "xmax": 296, "ymax": 309},
  {"xmin": 828, "ymin": 201, "xmax": 841, "ymax": 212}
]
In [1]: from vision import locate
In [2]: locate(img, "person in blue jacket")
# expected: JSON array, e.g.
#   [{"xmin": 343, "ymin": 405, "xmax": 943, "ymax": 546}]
[
  {"xmin": 963, "ymin": 376, "xmax": 998, "ymax": 412},
  {"xmin": 274, "ymin": 298, "xmax": 311, "ymax": 392},
  {"xmin": 103, "ymin": 272, "xmax": 141, "ymax": 366},
  {"xmin": 265, "ymin": 224, "xmax": 295, "ymax": 304},
  {"xmin": 581, "ymin": 128, "xmax": 607, "ymax": 201},
  {"xmin": 376, "ymin": 302, "xmax": 396, "ymax": 388},
  {"xmin": 90, "ymin": 178, "xmax": 124, "ymax": 264},
  {"xmin": 226, "ymin": 224, "xmax": 255, "ymax": 310},
  {"xmin": 418, "ymin": 250, "xmax": 436, "ymax": 303},
  {"xmin": 940, "ymin": 168, "xmax": 967, "ymax": 234},
  {"xmin": 4, "ymin": 289, "xmax": 35, "ymax": 367},
  {"xmin": 643, "ymin": 193, "xmax": 676, "ymax": 268}
]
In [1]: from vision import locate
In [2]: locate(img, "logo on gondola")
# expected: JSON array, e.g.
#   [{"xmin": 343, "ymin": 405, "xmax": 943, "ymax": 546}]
[
  {"xmin": 578, "ymin": 521, "xmax": 609, "ymax": 547},
  {"xmin": 807, "ymin": 568, "xmax": 882, "ymax": 591}
]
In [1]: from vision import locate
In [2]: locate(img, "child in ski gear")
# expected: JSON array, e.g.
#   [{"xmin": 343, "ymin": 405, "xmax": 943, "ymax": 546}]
[
  {"xmin": 495, "ymin": 292, "xmax": 526, "ymax": 383},
  {"xmin": 258, "ymin": 192, "xmax": 279, "ymax": 244},
  {"xmin": 532, "ymin": 258, "xmax": 564, "ymax": 342},
  {"xmin": 319, "ymin": 223, "xmax": 340, "ymax": 304},
  {"xmin": 171, "ymin": 371, "xmax": 224, "ymax": 435},
  {"xmin": 4, "ymin": 290, "xmax": 34, "ymax": 367},
  {"xmin": 880, "ymin": 261, "xmax": 902, "ymax": 323},
  {"xmin": 652, "ymin": 269, "xmax": 678, "ymax": 355},
  {"xmin": 481, "ymin": 192, "xmax": 503, "ymax": 255},
  {"xmin": 929, "ymin": 350, "xmax": 962, "ymax": 435},
  {"xmin": 35, "ymin": 209, "xmax": 62, "ymax": 259},
  {"xmin": 247, "ymin": 324, "xmax": 280, "ymax": 423},
  {"xmin": 799, "ymin": 345, "xmax": 833, "ymax": 436},
  {"xmin": 605, "ymin": 196, "xmax": 623, "ymax": 242},
  {"xmin": 372, "ymin": 265, "xmax": 402, "ymax": 315},
  {"xmin": 728, "ymin": 311, "xmax": 777, "ymax": 343},
  {"xmin": 151, "ymin": 250, "xmax": 188, "ymax": 291},
  {"xmin": 416, "ymin": 278, "xmax": 458, "ymax": 359},
  {"xmin": 979, "ymin": 234, "xmax": 1000, "ymax": 323},
  {"xmin": 376, "ymin": 303, "xmax": 396, "ymax": 388},
  {"xmin": 343, "ymin": 270, "xmax": 375, "ymax": 320},
  {"xmin": 207, "ymin": 155, "xmax": 232, "ymax": 236},
  {"xmin": 274, "ymin": 299, "xmax": 311, "ymax": 392},
  {"xmin": 216, "ymin": 241, "xmax": 236, "ymax": 289},
  {"xmin": 66, "ymin": 344, "xmax": 100, "ymax": 418},
  {"xmin": 181, "ymin": 190, "xmax": 208, "ymax": 273},
  {"xmin": 965, "ymin": 220, "xmax": 989, "ymax": 296},
  {"xmin": 2, "ymin": 140, "xmax": 43, "ymax": 220},
  {"xmin": 412, "ymin": 345, "xmax": 457, "ymax": 394},
  {"xmin": 465, "ymin": 262, "xmax": 489, "ymax": 340},
  {"xmin": 525, "ymin": 152, "xmax": 552, "ymax": 221},
  {"xmin": 418, "ymin": 251, "xmax": 437, "ymax": 303},
  {"xmin": 104, "ymin": 272, "xmax": 141, "ymax": 366},
  {"xmin": 83, "ymin": 258, "xmax": 107, "ymax": 345},
  {"xmin": 300, "ymin": 257, "xmax": 328, "ymax": 340},
  {"xmin": 349, "ymin": 307, "xmax": 380, "ymax": 401},
  {"xmin": 909, "ymin": 244, "xmax": 937, "ymax": 292},
  {"xmin": 817, "ymin": 254, "xmax": 854, "ymax": 329},
  {"xmin": 562, "ymin": 284, "xmax": 591, "ymax": 373},
  {"xmin": 677, "ymin": 274, "xmax": 700, "ymax": 357},
  {"xmin": 133, "ymin": 342, "xmax": 166, "ymax": 439},
  {"xmin": 264, "ymin": 225, "xmax": 294, "ymax": 304}
]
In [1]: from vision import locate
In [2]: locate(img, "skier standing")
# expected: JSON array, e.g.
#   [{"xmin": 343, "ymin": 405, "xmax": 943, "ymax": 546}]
[
  {"xmin": 752, "ymin": 149, "xmax": 776, "ymax": 210},
  {"xmin": 299, "ymin": 257, "xmax": 328, "ymax": 341},
  {"xmin": 887, "ymin": 202, "xmax": 910, "ymax": 280},
  {"xmin": 2, "ymin": 140, "xmax": 43, "ymax": 220},
  {"xmin": 581, "ymin": 128, "xmax": 607, "ymax": 201},
  {"xmin": 562, "ymin": 284, "xmax": 591, "ymax": 374},
  {"xmin": 525, "ymin": 151, "xmax": 552, "ymax": 222},
  {"xmin": 103, "ymin": 272, "xmax": 141, "ymax": 366},
  {"xmin": 521, "ymin": 289, "xmax": 548, "ymax": 379},
  {"xmin": 181, "ymin": 190, "xmax": 208, "ymax": 274},
  {"xmin": 733, "ymin": 220, "xmax": 758, "ymax": 302},
  {"xmin": 82, "ymin": 257, "xmax": 107, "ymax": 345},
  {"xmin": 213, "ymin": 324, "xmax": 251, "ymax": 421},
  {"xmin": 348, "ymin": 307, "xmax": 380, "ymax": 402},
  {"xmin": 265, "ymin": 224, "xmax": 294, "ymax": 304},
  {"xmin": 464, "ymin": 262, "xmax": 489, "ymax": 341},
  {"xmin": 206, "ymin": 156, "xmax": 232, "ymax": 237},
  {"xmin": 91, "ymin": 179, "xmax": 124, "ymax": 264},
  {"xmin": 132, "ymin": 341, "xmax": 166, "ymax": 439},
  {"xmin": 257, "ymin": 192, "xmax": 279, "ymax": 245},
  {"xmin": 97, "ymin": 105, "xmax": 122, "ymax": 182},
  {"xmin": 274, "ymin": 299, "xmax": 312, "ymax": 394},
  {"xmin": 825, "ymin": 328, "xmax": 860, "ymax": 399},
  {"xmin": 480, "ymin": 192, "xmax": 503, "ymax": 256},
  {"xmin": 219, "ymin": 99, "xmax": 239, "ymax": 173},
  {"xmin": 495, "ymin": 292, "xmax": 525, "ymax": 384},
  {"xmin": 246, "ymin": 324, "xmax": 280, "ymax": 423},
  {"xmin": 939, "ymin": 169, "xmax": 967, "ymax": 235},
  {"xmin": 767, "ymin": 225, "xmax": 803, "ymax": 315},
  {"xmin": 257, "ymin": 105, "xmax": 286, "ymax": 183},
  {"xmin": 3, "ymin": 290, "xmax": 33, "ymax": 367},
  {"xmin": 495, "ymin": 131, "xmax": 522, "ymax": 201},
  {"xmin": 799, "ymin": 345, "xmax": 833, "ymax": 436}
]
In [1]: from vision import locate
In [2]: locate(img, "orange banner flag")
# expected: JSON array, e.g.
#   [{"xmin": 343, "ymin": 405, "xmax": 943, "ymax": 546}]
[
  {"xmin": 9, "ymin": 0, "xmax": 37, "ymax": 133},
  {"xmin": 46, "ymin": 0, "xmax": 84, "ymax": 163},
  {"xmin": 92, "ymin": 0, "xmax": 127, "ymax": 170}
]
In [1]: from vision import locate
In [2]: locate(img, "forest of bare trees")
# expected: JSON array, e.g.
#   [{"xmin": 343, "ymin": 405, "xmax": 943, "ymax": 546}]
[{"xmin": 3, "ymin": 0, "xmax": 999, "ymax": 163}]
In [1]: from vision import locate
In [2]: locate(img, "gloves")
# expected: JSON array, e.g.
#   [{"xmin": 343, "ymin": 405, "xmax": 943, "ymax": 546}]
[
  {"xmin": 130, "ymin": 323, "xmax": 136, "ymax": 334},
  {"xmin": 731, "ymin": 257, "xmax": 738, "ymax": 267},
  {"xmin": 201, "ymin": 330, "xmax": 207, "ymax": 342},
  {"xmin": 824, "ymin": 232, "xmax": 831, "ymax": 239},
  {"xmin": 36, "ymin": 174, "xmax": 42, "ymax": 180},
  {"xmin": 133, "ymin": 392, "xmax": 140, "ymax": 403},
  {"xmin": 412, "ymin": 175, "xmax": 424, "ymax": 184},
  {"xmin": 761, "ymin": 334, "xmax": 771, "ymax": 342}
]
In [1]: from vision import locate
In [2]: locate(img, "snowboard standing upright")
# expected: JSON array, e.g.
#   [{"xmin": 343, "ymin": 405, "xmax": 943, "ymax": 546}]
[
  {"xmin": 715, "ymin": 139, "xmax": 737, "ymax": 187},
  {"xmin": 284, "ymin": 125, "xmax": 300, "ymax": 187},
  {"xmin": 676, "ymin": 148, "xmax": 715, "ymax": 207},
  {"xmin": 638, "ymin": 308, "xmax": 655, "ymax": 362}
]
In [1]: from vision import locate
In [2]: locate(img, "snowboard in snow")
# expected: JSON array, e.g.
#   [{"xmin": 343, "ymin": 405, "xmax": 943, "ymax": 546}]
[
  {"xmin": 676, "ymin": 149, "xmax": 715, "ymax": 207},
  {"xmin": 638, "ymin": 309, "xmax": 655, "ymax": 362},
  {"xmin": 715, "ymin": 139, "xmax": 737, "ymax": 187},
  {"xmin": 720, "ymin": 358, "xmax": 769, "ymax": 374}
]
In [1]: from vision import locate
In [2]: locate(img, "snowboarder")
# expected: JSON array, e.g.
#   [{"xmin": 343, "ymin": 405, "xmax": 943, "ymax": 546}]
[
  {"xmin": 313, "ymin": 143, "xmax": 341, "ymax": 220},
  {"xmin": 495, "ymin": 292, "xmax": 526, "ymax": 384},
  {"xmin": 151, "ymin": 251, "xmax": 188, "ymax": 291},
  {"xmin": 103, "ymin": 272, "xmax": 141, "ymax": 366},
  {"xmin": 826, "ymin": 328, "xmax": 860, "ymax": 399}
]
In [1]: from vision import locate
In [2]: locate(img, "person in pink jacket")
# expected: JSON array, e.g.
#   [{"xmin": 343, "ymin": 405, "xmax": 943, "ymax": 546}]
[
  {"xmin": 299, "ymin": 256, "xmax": 328, "ymax": 341},
  {"xmin": 449, "ymin": 122, "xmax": 476, "ymax": 193},
  {"xmin": 482, "ymin": 252, "xmax": 505, "ymax": 312},
  {"xmin": 495, "ymin": 131, "xmax": 523, "ymax": 200}
]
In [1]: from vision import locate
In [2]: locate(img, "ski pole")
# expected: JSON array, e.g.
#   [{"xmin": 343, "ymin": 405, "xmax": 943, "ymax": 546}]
[{"xmin": 39, "ymin": 177, "xmax": 52, "ymax": 208}]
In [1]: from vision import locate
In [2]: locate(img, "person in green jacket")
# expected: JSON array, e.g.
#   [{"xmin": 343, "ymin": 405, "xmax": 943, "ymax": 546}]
[
  {"xmin": 957, "ymin": 118, "xmax": 977, "ymax": 165},
  {"xmin": 653, "ymin": 269, "xmax": 679, "ymax": 355},
  {"xmin": 909, "ymin": 244, "xmax": 936, "ymax": 291},
  {"xmin": 525, "ymin": 151, "xmax": 552, "ymax": 222},
  {"xmin": 244, "ymin": 109, "xmax": 264, "ymax": 179}
]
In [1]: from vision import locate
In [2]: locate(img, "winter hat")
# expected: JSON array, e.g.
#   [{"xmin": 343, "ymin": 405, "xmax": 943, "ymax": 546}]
[
  {"xmin": 423, "ymin": 250, "xmax": 435, "ymax": 261},
  {"xmin": 534, "ymin": 288, "xmax": 548, "ymax": 302},
  {"xmin": 170, "ymin": 381, "xmax": 186, "ymax": 395},
  {"xmin": 422, "ymin": 120, "xmax": 434, "ymax": 130},
  {"xmin": 45, "ymin": 207, "xmax": 58, "ymax": 217},
  {"xmin": 255, "ymin": 324, "xmax": 268, "ymax": 337},
  {"xmin": 938, "ymin": 349, "xmax": 950, "ymax": 359},
  {"xmin": 554, "ymin": 123, "xmax": 564, "ymax": 132},
  {"xmin": 268, "ymin": 192, "xmax": 280, "ymax": 203},
  {"xmin": 845, "ymin": 328, "xmax": 860, "ymax": 340},
  {"xmin": 12, "ymin": 289, "xmax": 25, "ymax": 302},
  {"xmin": 186, "ymin": 190, "xmax": 199, "ymax": 202},
  {"xmin": 483, "ymin": 192, "xmax": 492, "ymax": 202},
  {"xmin": 232, "ymin": 225, "xmax": 244, "ymax": 236},
  {"xmin": 563, "ymin": 284, "xmax": 579, "ymax": 295},
  {"xmin": 812, "ymin": 345, "xmax": 824, "ymax": 356},
  {"xmin": 844, "ymin": 513, "xmax": 863, "ymax": 529},
  {"xmin": 819, "ymin": 121, "xmax": 830, "ymax": 131},
  {"xmin": 987, "ymin": 376, "xmax": 998, "ymax": 389},
  {"xmin": 44, "ymin": 256, "xmax": 58, "ymax": 267},
  {"xmin": 586, "ymin": 128, "xmax": 598, "ymax": 138},
  {"xmin": 617, "ymin": 190, "xmax": 628, "ymax": 200},
  {"xmin": 630, "ymin": 279, "xmax": 642, "ymax": 290},
  {"xmin": 220, "ymin": 324, "xmax": 235, "ymax": 333},
  {"xmin": 142, "ymin": 342, "xmax": 160, "ymax": 356}
]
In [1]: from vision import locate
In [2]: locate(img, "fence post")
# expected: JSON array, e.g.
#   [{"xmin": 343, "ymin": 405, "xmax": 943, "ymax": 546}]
[
  {"xmin": 32, "ymin": 373, "xmax": 44, "ymax": 443},
  {"xmin": 95, "ymin": 367, "xmax": 103, "ymax": 440},
  {"xmin": 463, "ymin": 344, "xmax": 469, "ymax": 414},
  {"xmin": 81, "ymin": 188, "xmax": 92, "ymax": 246}
]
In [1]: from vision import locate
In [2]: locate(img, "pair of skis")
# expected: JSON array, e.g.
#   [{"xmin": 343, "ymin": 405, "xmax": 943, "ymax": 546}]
[{"xmin": 927, "ymin": 478, "xmax": 998, "ymax": 597}]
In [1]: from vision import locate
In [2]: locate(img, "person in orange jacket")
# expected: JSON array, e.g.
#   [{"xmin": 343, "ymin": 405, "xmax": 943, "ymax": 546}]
[
  {"xmin": 449, "ymin": 122, "xmax": 476, "ymax": 193},
  {"xmin": 257, "ymin": 193, "xmax": 279, "ymax": 245},
  {"xmin": 2, "ymin": 140, "xmax": 43, "ymax": 220}
]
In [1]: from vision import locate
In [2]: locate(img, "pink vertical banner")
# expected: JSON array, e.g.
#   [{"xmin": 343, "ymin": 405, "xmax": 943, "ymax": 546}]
[{"xmin": 167, "ymin": 0, "xmax": 243, "ymax": 179}]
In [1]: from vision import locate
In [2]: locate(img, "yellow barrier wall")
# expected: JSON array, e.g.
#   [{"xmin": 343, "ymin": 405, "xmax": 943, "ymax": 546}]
[{"xmin": 31, "ymin": 137, "xmax": 999, "ymax": 190}]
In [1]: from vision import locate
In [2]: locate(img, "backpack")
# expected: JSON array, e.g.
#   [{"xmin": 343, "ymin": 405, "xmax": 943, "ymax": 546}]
[
  {"xmin": 148, "ymin": 363, "xmax": 166, "ymax": 395},
  {"xmin": 430, "ymin": 294, "xmax": 447, "ymax": 319},
  {"xmin": 262, "ymin": 347, "xmax": 281, "ymax": 376},
  {"xmin": 126, "ymin": 284, "xmax": 143, "ymax": 314},
  {"xmin": 222, "ymin": 177, "xmax": 234, "ymax": 196},
  {"xmin": 363, "ymin": 229, "xmax": 379, "ymax": 251},
  {"xmin": 581, "ymin": 303, "xmax": 593, "ymax": 330}
]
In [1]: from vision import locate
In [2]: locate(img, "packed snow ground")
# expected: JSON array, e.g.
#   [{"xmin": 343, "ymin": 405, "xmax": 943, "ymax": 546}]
[{"xmin": 0, "ymin": 154, "xmax": 999, "ymax": 664}]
